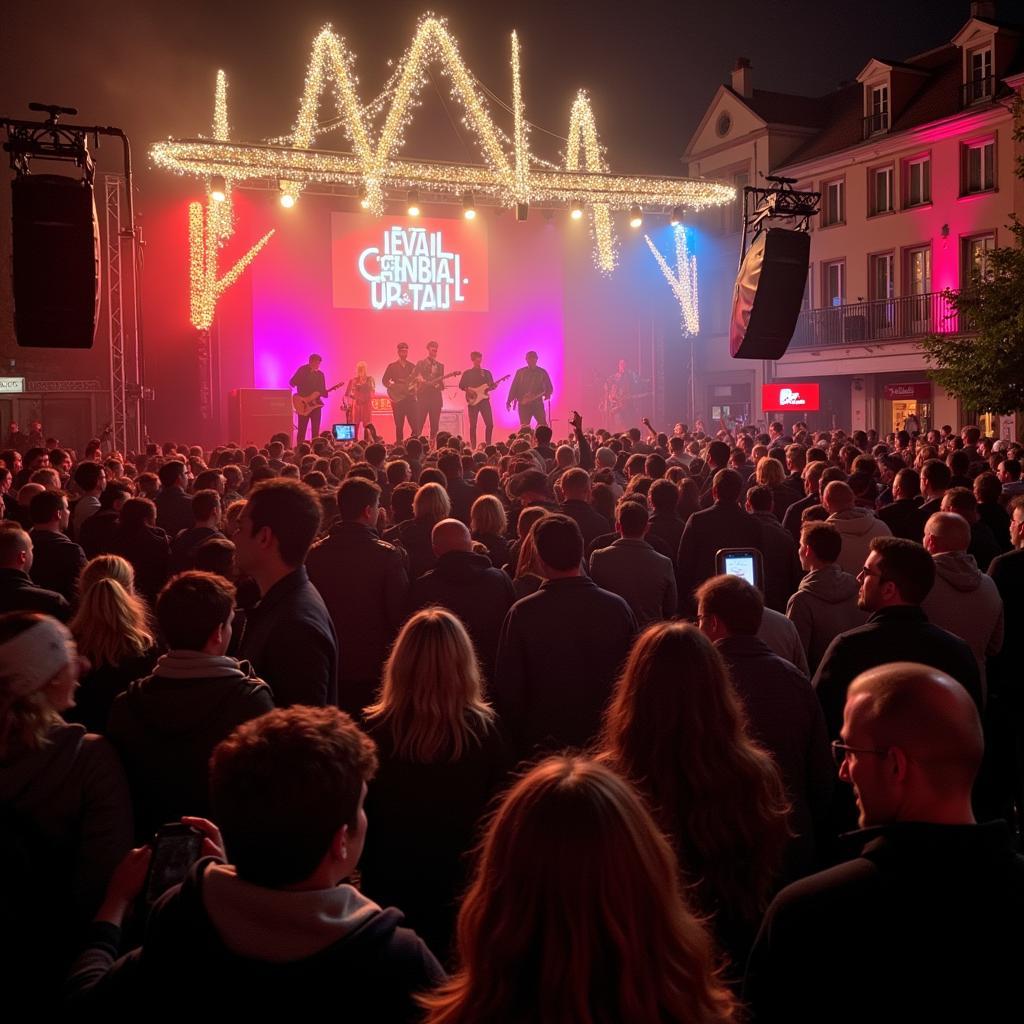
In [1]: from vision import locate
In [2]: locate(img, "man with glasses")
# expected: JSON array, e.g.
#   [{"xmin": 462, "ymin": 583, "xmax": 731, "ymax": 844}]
[
  {"xmin": 745, "ymin": 662, "xmax": 1024, "ymax": 1021},
  {"xmin": 812, "ymin": 536, "xmax": 980, "ymax": 742}
]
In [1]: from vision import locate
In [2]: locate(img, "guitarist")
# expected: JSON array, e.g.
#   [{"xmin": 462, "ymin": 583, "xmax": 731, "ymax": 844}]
[
  {"xmin": 507, "ymin": 350, "xmax": 553, "ymax": 429},
  {"xmin": 458, "ymin": 351, "xmax": 495, "ymax": 448},
  {"xmin": 289, "ymin": 353, "xmax": 326, "ymax": 444},
  {"xmin": 413, "ymin": 340, "xmax": 445, "ymax": 446},
  {"xmin": 381, "ymin": 342, "xmax": 417, "ymax": 444}
]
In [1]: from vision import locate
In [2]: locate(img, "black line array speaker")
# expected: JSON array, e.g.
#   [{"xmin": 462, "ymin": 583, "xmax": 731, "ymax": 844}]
[
  {"xmin": 11, "ymin": 173, "xmax": 101, "ymax": 348},
  {"xmin": 729, "ymin": 228, "xmax": 810, "ymax": 360}
]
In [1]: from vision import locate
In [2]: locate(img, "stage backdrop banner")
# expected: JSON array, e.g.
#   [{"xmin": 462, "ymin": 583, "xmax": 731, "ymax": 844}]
[
  {"xmin": 762, "ymin": 382, "xmax": 820, "ymax": 412},
  {"xmin": 332, "ymin": 213, "xmax": 489, "ymax": 313}
]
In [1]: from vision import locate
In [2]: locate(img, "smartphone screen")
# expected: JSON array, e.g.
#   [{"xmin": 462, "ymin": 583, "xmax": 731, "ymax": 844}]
[
  {"xmin": 723, "ymin": 553, "xmax": 757, "ymax": 586},
  {"xmin": 333, "ymin": 423, "xmax": 356, "ymax": 441},
  {"xmin": 144, "ymin": 827, "xmax": 203, "ymax": 905}
]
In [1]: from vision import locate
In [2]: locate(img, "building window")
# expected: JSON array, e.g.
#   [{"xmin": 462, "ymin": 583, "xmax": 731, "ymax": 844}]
[
  {"xmin": 962, "ymin": 138, "xmax": 995, "ymax": 194},
  {"xmin": 906, "ymin": 246, "xmax": 932, "ymax": 295},
  {"xmin": 869, "ymin": 252, "xmax": 895, "ymax": 301},
  {"xmin": 869, "ymin": 165, "xmax": 894, "ymax": 216},
  {"xmin": 822, "ymin": 178, "xmax": 845, "ymax": 227},
  {"xmin": 963, "ymin": 233, "xmax": 996, "ymax": 284},
  {"xmin": 966, "ymin": 47, "xmax": 994, "ymax": 104},
  {"xmin": 866, "ymin": 84, "xmax": 889, "ymax": 135},
  {"xmin": 904, "ymin": 155, "xmax": 931, "ymax": 207},
  {"xmin": 823, "ymin": 260, "xmax": 845, "ymax": 307}
]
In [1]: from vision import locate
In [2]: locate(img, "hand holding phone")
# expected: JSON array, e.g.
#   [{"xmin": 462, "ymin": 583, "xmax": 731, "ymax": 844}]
[{"xmin": 144, "ymin": 823, "xmax": 204, "ymax": 906}]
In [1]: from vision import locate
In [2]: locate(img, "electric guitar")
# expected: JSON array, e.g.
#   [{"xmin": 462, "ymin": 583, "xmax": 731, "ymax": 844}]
[
  {"xmin": 414, "ymin": 370, "xmax": 461, "ymax": 395},
  {"xmin": 466, "ymin": 374, "xmax": 511, "ymax": 406},
  {"xmin": 293, "ymin": 382, "xmax": 344, "ymax": 416},
  {"xmin": 386, "ymin": 377, "xmax": 417, "ymax": 403}
]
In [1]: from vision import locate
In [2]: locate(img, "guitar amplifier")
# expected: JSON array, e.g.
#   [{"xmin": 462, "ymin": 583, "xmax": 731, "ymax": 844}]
[{"xmin": 229, "ymin": 389, "xmax": 293, "ymax": 445}]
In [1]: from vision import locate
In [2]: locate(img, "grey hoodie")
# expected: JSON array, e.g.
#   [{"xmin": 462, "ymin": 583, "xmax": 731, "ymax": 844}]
[
  {"xmin": 922, "ymin": 551, "xmax": 1003, "ymax": 697},
  {"xmin": 828, "ymin": 507, "xmax": 892, "ymax": 575},
  {"xmin": 786, "ymin": 564, "xmax": 869, "ymax": 673}
]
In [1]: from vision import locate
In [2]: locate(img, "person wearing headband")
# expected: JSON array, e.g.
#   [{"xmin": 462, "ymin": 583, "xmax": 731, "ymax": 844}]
[{"xmin": 0, "ymin": 611, "xmax": 132, "ymax": 1001}]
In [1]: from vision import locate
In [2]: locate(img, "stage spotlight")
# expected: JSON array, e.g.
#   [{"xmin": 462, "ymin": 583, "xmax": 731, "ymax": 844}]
[
  {"xmin": 670, "ymin": 206, "xmax": 682, "ymax": 226},
  {"xmin": 516, "ymin": 201, "xmax": 528, "ymax": 221},
  {"xmin": 358, "ymin": 186, "xmax": 370, "ymax": 210},
  {"xmin": 407, "ymin": 189, "xmax": 421, "ymax": 217},
  {"xmin": 210, "ymin": 175, "xmax": 226, "ymax": 203},
  {"xmin": 629, "ymin": 203, "xmax": 643, "ymax": 228},
  {"xmin": 280, "ymin": 192, "xmax": 296, "ymax": 209},
  {"xmin": 462, "ymin": 192, "xmax": 476, "ymax": 220},
  {"xmin": 570, "ymin": 199, "xmax": 584, "ymax": 220}
]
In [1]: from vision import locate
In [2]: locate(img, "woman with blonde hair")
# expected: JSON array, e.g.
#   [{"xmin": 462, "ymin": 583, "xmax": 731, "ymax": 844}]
[
  {"xmin": 509, "ymin": 507, "xmax": 549, "ymax": 597},
  {"xmin": 394, "ymin": 482, "xmax": 451, "ymax": 579},
  {"xmin": 66, "ymin": 556, "xmax": 158, "ymax": 733},
  {"xmin": 345, "ymin": 360, "xmax": 375, "ymax": 440},
  {"xmin": 597, "ymin": 622, "xmax": 790, "ymax": 975},
  {"xmin": 0, "ymin": 611, "xmax": 132, "ymax": 997},
  {"xmin": 469, "ymin": 493, "xmax": 509, "ymax": 569},
  {"xmin": 422, "ymin": 755, "xmax": 736, "ymax": 1023},
  {"xmin": 754, "ymin": 454, "xmax": 792, "ymax": 519},
  {"xmin": 360, "ymin": 608, "xmax": 506, "ymax": 961}
]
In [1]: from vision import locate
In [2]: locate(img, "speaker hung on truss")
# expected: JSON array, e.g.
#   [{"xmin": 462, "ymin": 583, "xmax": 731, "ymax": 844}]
[
  {"xmin": 729, "ymin": 227, "xmax": 810, "ymax": 360},
  {"xmin": 11, "ymin": 173, "xmax": 101, "ymax": 348}
]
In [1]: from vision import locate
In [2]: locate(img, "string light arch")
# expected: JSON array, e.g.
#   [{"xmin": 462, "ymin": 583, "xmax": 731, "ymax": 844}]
[{"xmin": 154, "ymin": 16, "xmax": 733, "ymax": 328}]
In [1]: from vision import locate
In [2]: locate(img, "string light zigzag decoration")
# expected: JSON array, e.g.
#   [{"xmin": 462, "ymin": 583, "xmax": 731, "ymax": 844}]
[
  {"xmin": 189, "ymin": 70, "xmax": 274, "ymax": 330},
  {"xmin": 646, "ymin": 227, "xmax": 699, "ymax": 337},
  {"xmin": 154, "ymin": 16, "xmax": 733, "ymax": 323}
]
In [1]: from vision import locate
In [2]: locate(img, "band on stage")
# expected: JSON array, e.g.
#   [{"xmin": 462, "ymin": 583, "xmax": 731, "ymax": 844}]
[{"xmin": 291, "ymin": 345, "xmax": 640, "ymax": 446}]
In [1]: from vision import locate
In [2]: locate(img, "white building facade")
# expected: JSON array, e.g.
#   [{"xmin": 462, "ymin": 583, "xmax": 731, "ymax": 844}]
[{"xmin": 684, "ymin": 4, "xmax": 1024, "ymax": 436}]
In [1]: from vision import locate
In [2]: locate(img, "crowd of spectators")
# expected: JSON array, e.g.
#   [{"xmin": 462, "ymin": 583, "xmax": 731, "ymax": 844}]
[{"xmin": 2, "ymin": 416, "xmax": 1023, "ymax": 1019}]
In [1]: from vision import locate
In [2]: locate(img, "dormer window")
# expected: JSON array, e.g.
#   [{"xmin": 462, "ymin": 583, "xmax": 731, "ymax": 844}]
[
  {"xmin": 866, "ymin": 84, "xmax": 889, "ymax": 135},
  {"xmin": 965, "ymin": 46, "xmax": 994, "ymax": 103}
]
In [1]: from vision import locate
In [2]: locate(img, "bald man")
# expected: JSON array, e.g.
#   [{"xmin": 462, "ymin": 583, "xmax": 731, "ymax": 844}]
[
  {"xmin": 922, "ymin": 512, "xmax": 1003, "ymax": 700},
  {"xmin": 0, "ymin": 524, "xmax": 70, "ymax": 620},
  {"xmin": 823, "ymin": 480, "xmax": 891, "ymax": 576},
  {"xmin": 746, "ymin": 663, "xmax": 1024, "ymax": 1022},
  {"xmin": 409, "ymin": 518, "xmax": 515, "ymax": 677}
]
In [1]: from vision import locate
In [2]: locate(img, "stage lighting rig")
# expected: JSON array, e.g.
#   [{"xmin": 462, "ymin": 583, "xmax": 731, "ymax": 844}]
[
  {"xmin": 570, "ymin": 199, "xmax": 584, "ymax": 220},
  {"xmin": 629, "ymin": 203, "xmax": 642, "ymax": 228},
  {"xmin": 210, "ymin": 174, "xmax": 226, "ymax": 202},
  {"xmin": 407, "ymin": 189, "xmax": 421, "ymax": 216},
  {"xmin": 462, "ymin": 192, "xmax": 476, "ymax": 219},
  {"xmin": 670, "ymin": 205, "xmax": 682, "ymax": 226}
]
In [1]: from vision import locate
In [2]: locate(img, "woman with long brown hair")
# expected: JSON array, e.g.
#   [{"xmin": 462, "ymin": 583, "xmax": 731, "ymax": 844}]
[
  {"xmin": 597, "ymin": 622, "xmax": 790, "ymax": 975},
  {"xmin": 360, "ymin": 608, "xmax": 507, "ymax": 961},
  {"xmin": 422, "ymin": 755, "xmax": 736, "ymax": 1023}
]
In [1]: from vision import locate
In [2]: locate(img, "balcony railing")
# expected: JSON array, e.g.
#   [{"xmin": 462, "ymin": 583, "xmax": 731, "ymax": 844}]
[
  {"xmin": 790, "ymin": 291, "xmax": 958, "ymax": 350},
  {"xmin": 961, "ymin": 75, "xmax": 995, "ymax": 107},
  {"xmin": 862, "ymin": 111, "xmax": 889, "ymax": 138}
]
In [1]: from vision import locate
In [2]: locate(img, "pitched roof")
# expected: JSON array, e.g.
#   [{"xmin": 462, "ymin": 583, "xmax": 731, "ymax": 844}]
[{"xmin": 726, "ymin": 87, "xmax": 827, "ymax": 129}]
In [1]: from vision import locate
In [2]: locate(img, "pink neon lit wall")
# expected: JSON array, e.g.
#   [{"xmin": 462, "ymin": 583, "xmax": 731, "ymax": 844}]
[{"xmin": 249, "ymin": 203, "xmax": 565, "ymax": 435}]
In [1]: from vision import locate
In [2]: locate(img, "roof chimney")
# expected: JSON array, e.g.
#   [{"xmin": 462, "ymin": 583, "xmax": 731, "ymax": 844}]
[
  {"xmin": 970, "ymin": 1, "xmax": 996, "ymax": 19},
  {"xmin": 732, "ymin": 57, "xmax": 753, "ymax": 99}
]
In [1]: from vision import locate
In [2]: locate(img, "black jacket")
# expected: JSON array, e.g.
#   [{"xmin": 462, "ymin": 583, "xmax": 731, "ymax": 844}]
[
  {"xmin": 153, "ymin": 487, "xmax": 194, "ymax": 538},
  {"xmin": 876, "ymin": 497, "xmax": 927, "ymax": 542},
  {"xmin": 647, "ymin": 511, "xmax": 685, "ymax": 557},
  {"xmin": 559, "ymin": 499, "xmax": 612, "ymax": 552},
  {"xmin": 28, "ymin": 528, "xmax": 86, "ymax": 603},
  {"xmin": 65, "ymin": 859, "xmax": 445, "ymax": 1020},
  {"xmin": 676, "ymin": 501, "xmax": 764, "ymax": 612},
  {"xmin": 781, "ymin": 492, "xmax": 818, "ymax": 542},
  {"xmin": 988, "ymin": 547, "xmax": 1024, "ymax": 697},
  {"xmin": 716, "ymin": 635, "xmax": 833, "ymax": 877},
  {"xmin": 170, "ymin": 525, "xmax": 223, "ymax": 574},
  {"xmin": 410, "ymin": 550, "xmax": 516, "ymax": 678},
  {"xmin": 744, "ymin": 821, "xmax": 1024, "ymax": 1023},
  {"xmin": 445, "ymin": 476, "xmax": 478, "ymax": 525},
  {"xmin": 65, "ymin": 647, "xmax": 160, "ymax": 734},
  {"xmin": 494, "ymin": 576, "xmax": 637, "ymax": 756},
  {"xmin": 0, "ymin": 567, "xmax": 70, "ymax": 620},
  {"xmin": 78, "ymin": 509, "xmax": 120, "ymax": 559},
  {"xmin": 112, "ymin": 524, "xmax": 171, "ymax": 603},
  {"xmin": 107, "ymin": 657, "xmax": 274, "ymax": 840},
  {"xmin": 393, "ymin": 518, "xmax": 439, "ymax": 580},
  {"xmin": 307, "ymin": 522, "xmax": 409, "ymax": 716},
  {"xmin": 812, "ymin": 605, "xmax": 982, "ymax": 739},
  {"xmin": 751, "ymin": 511, "xmax": 803, "ymax": 613},
  {"xmin": 360, "ymin": 719, "xmax": 510, "ymax": 962},
  {"xmin": 238, "ymin": 567, "xmax": 339, "ymax": 708}
]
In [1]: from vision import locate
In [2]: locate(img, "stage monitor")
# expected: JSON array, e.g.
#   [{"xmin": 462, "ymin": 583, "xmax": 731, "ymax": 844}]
[{"xmin": 730, "ymin": 228, "xmax": 810, "ymax": 360}]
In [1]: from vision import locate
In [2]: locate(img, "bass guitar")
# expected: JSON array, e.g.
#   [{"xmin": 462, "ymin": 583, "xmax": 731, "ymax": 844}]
[
  {"xmin": 465, "ymin": 374, "xmax": 511, "ymax": 406},
  {"xmin": 293, "ymin": 382, "xmax": 344, "ymax": 416},
  {"xmin": 415, "ymin": 370, "xmax": 462, "ymax": 395}
]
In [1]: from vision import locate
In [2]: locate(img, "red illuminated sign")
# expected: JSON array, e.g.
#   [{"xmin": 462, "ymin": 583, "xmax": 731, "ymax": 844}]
[
  {"xmin": 762, "ymin": 382, "xmax": 820, "ymax": 411},
  {"xmin": 332, "ymin": 212, "xmax": 489, "ymax": 312},
  {"xmin": 883, "ymin": 382, "xmax": 931, "ymax": 400}
]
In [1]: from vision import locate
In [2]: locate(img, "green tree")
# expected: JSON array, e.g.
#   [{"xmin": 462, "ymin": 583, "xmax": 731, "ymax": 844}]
[{"xmin": 922, "ymin": 104, "xmax": 1024, "ymax": 415}]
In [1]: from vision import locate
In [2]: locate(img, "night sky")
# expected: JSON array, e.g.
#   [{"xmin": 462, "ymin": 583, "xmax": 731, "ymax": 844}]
[{"xmin": 2, "ymin": 0, "xmax": 979, "ymax": 181}]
